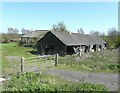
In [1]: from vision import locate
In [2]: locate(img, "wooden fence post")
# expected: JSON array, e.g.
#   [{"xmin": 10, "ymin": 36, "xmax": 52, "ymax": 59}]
[
  {"xmin": 21, "ymin": 57, "xmax": 24, "ymax": 72},
  {"xmin": 55, "ymin": 54, "xmax": 58, "ymax": 66},
  {"xmin": 79, "ymin": 45, "xmax": 82, "ymax": 57}
]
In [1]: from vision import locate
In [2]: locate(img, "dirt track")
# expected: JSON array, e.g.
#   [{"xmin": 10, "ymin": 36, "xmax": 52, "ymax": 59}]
[{"xmin": 44, "ymin": 68, "xmax": 119, "ymax": 91}]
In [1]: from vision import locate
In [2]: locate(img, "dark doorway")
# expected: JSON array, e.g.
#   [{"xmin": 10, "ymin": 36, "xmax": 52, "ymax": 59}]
[
  {"xmin": 85, "ymin": 46, "xmax": 89, "ymax": 53},
  {"xmin": 66, "ymin": 46, "xmax": 75, "ymax": 55},
  {"xmin": 104, "ymin": 43, "xmax": 107, "ymax": 48},
  {"xmin": 99, "ymin": 45, "xmax": 101, "ymax": 49},
  {"xmin": 45, "ymin": 45, "xmax": 54, "ymax": 55},
  {"xmin": 93, "ymin": 45, "xmax": 97, "ymax": 51}
]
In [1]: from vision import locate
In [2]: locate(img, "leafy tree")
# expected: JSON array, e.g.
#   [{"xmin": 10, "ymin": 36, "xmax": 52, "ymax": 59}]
[
  {"xmin": 89, "ymin": 31, "xmax": 100, "ymax": 36},
  {"xmin": 51, "ymin": 22, "xmax": 68, "ymax": 32},
  {"xmin": 101, "ymin": 27, "xmax": 119, "ymax": 49},
  {"xmin": 108, "ymin": 28, "xmax": 118, "ymax": 40},
  {"xmin": 107, "ymin": 27, "xmax": 119, "ymax": 48},
  {"xmin": 2, "ymin": 33, "xmax": 10, "ymax": 43}
]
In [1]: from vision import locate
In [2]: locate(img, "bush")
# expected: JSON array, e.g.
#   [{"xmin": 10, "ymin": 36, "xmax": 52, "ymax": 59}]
[
  {"xmin": 2, "ymin": 39, "xmax": 10, "ymax": 43},
  {"xmin": 17, "ymin": 41, "xmax": 22, "ymax": 46}
]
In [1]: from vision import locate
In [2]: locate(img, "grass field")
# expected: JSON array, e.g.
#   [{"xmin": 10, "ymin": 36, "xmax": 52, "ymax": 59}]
[
  {"xmin": 1, "ymin": 42, "xmax": 119, "ymax": 77},
  {"xmin": 1, "ymin": 42, "xmax": 36, "ymax": 57},
  {"xmin": 1, "ymin": 42, "xmax": 118, "ymax": 91},
  {"xmin": 1, "ymin": 42, "xmax": 37, "ymax": 77}
]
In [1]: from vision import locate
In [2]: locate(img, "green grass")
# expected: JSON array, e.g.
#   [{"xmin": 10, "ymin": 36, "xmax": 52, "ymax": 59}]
[
  {"xmin": 57, "ymin": 49, "xmax": 119, "ymax": 73},
  {"xmin": 1, "ymin": 42, "xmax": 37, "ymax": 77},
  {"xmin": 1, "ymin": 43, "xmax": 117, "ymax": 91},
  {"xmin": 1, "ymin": 42, "xmax": 119, "ymax": 77},
  {"xmin": 1, "ymin": 42, "xmax": 56, "ymax": 77},
  {"xmin": 1, "ymin": 42, "xmax": 36, "ymax": 58},
  {"xmin": 2, "ymin": 72, "xmax": 108, "ymax": 91}
]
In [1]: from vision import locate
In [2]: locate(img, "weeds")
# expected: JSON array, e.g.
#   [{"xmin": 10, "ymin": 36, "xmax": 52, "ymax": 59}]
[
  {"xmin": 3, "ymin": 72, "xmax": 108, "ymax": 91},
  {"xmin": 58, "ymin": 49, "xmax": 119, "ymax": 73}
]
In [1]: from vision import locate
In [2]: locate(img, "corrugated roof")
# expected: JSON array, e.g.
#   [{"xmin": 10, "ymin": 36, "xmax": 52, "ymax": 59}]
[
  {"xmin": 21, "ymin": 30, "xmax": 49, "ymax": 38},
  {"xmin": 49, "ymin": 31, "xmax": 105, "ymax": 46}
]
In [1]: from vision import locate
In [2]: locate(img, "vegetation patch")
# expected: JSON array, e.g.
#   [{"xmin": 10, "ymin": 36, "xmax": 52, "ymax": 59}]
[
  {"xmin": 2, "ymin": 72, "xmax": 108, "ymax": 92},
  {"xmin": 57, "ymin": 49, "xmax": 119, "ymax": 73},
  {"xmin": 1, "ymin": 43, "xmax": 36, "ymax": 77}
]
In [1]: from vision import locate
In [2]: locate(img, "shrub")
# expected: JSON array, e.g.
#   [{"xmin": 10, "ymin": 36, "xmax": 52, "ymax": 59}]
[
  {"xmin": 17, "ymin": 41, "xmax": 22, "ymax": 46},
  {"xmin": 2, "ymin": 39, "xmax": 10, "ymax": 43}
]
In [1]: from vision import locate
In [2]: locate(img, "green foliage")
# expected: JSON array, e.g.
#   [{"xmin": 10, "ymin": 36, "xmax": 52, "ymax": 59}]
[
  {"xmin": 101, "ymin": 35, "xmax": 120, "ymax": 49},
  {"xmin": 2, "ymin": 34, "xmax": 10, "ymax": 43},
  {"xmin": 115, "ymin": 35, "xmax": 120, "ymax": 48},
  {"xmin": 101, "ymin": 28, "xmax": 120, "ymax": 49},
  {"xmin": 31, "ymin": 38, "xmax": 38, "ymax": 49},
  {"xmin": 2, "ymin": 33, "xmax": 20, "ymax": 43},
  {"xmin": 101, "ymin": 36, "xmax": 113, "ymax": 48},
  {"xmin": 51, "ymin": 21, "xmax": 68, "ymax": 32},
  {"xmin": 3, "ymin": 72, "xmax": 108, "ymax": 91},
  {"xmin": 17, "ymin": 41, "xmax": 22, "ymax": 46},
  {"xmin": 58, "ymin": 49, "xmax": 119, "ymax": 73}
]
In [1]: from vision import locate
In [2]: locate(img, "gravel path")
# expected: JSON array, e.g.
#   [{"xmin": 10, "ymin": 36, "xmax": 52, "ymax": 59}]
[{"xmin": 44, "ymin": 68, "xmax": 119, "ymax": 91}]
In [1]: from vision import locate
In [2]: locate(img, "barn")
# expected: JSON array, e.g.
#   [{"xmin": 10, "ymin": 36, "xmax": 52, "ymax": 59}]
[
  {"xmin": 37, "ymin": 31, "xmax": 106, "ymax": 56},
  {"xmin": 21, "ymin": 30, "xmax": 49, "ymax": 46}
]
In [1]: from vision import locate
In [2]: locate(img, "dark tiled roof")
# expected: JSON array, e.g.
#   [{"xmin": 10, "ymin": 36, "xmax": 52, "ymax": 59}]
[
  {"xmin": 21, "ymin": 30, "xmax": 49, "ymax": 38},
  {"xmin": 49, "ymin": 31, "xmax": 105, "ymax": 46}
]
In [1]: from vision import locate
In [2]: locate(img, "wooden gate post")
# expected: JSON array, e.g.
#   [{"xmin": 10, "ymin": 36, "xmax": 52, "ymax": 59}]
[
  {"xmin": 21, "ymin": 57, "xmax": 24, "ymax": 72},
  {"xmin": 79, "ymin": 45, "xmax": 82, "ymax": 57},
  {"xmin": 55, "ymin": 54, "xmax": 58, "ymax": 66}
]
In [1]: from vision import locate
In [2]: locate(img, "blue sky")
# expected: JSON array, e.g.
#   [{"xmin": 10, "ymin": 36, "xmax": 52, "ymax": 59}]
[{"xmin": 2, "ymin": 2, "xmax": 118, "ymax": 34}]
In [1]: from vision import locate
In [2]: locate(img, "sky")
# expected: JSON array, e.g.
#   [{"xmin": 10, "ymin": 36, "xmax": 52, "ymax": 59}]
[{"xmin": 1, "ymin": 2, "xmax": 118, "ymax": 34}]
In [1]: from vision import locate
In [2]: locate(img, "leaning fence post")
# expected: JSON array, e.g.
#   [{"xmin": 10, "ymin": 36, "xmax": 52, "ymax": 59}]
[
  {"xmin": 21, "ymin": 57, "xmax": 24, "ymax": 72},
  {"xmin": 55, "ymin": 53, "xmax": 58, "ymax": 66}
]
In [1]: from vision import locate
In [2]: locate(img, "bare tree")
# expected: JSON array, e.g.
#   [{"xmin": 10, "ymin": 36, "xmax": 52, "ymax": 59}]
[
  {"xmin": 21, "ymin": 28, "xmax": 30, "ymax": 34},
  {"xmin": 8, "ymin": 28, "xmax": 19, "ymax": 34},
  {"xmin": 100, "ymin": 32, "xmax": 106, "ymax": 36},
  {"xmin": 107, "ymin": 27, "xmax": 118, "ymax": 37},
  {"xmin": 14, "ymin": 28, "xmax": 19, "ymax": 34},
  {"xmin": 78, "ymin": 28, "xmax": 84, "ymax": 34},
  {"xmin": 8, "ymin": 28, "xmax": 14, "ymax": 34},
  {"xmin": 4, "ymin": 27, "xmax": 20, "ymax": 42}
]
